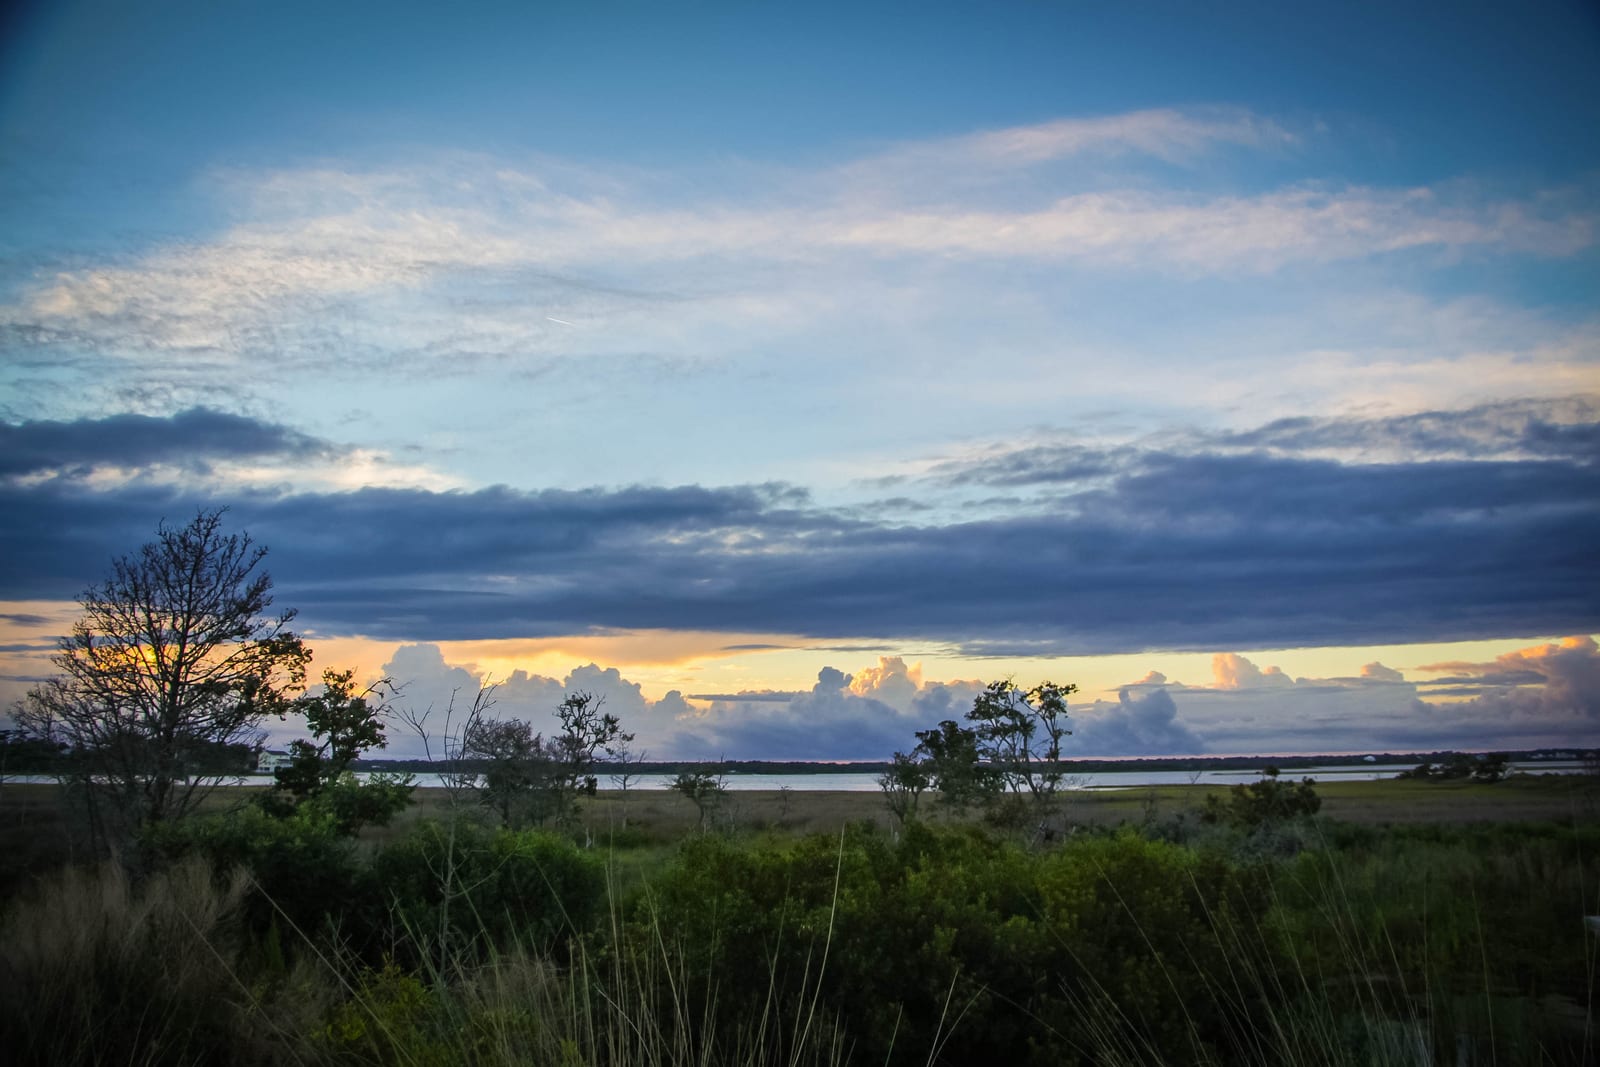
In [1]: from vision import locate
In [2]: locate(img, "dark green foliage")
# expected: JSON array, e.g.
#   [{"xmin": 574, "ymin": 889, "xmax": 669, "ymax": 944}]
[
  {"xmin": 876, "ymin": 750, "xmax": 929, "ymax": 825},
  {"xmin": 1202, "ymin": 774, "xmax": 1321, "ymax": 828},
  {"xmin": 908, "ymin": 718, "xmax": 1002, "ymax": 810},
  {"xmin": 1269, "ymin": 821, "xmax": 1600, "ymax": 1063},
  {"xmin": 273, "ymin": 670, "xmax": 394, "ymax": 791},
  {"xmin": 369, "ymin": 819, "xmax": 605, "ymax": 963},
  {"xmin": 633, "ymin": 823, "xmax": 1274, "ymax": 1065},
  {"xmin": 1400, "ymin": 751, "xmax": 1512, "ymax": 783},
  {"xmin": 261, "ymin": 668, "xmax": 414, "ymax": 834},
  {"xmin": 140, "ymin": 803, "xmax": 363, "ymax": 939},
  {"xmin": 670, "ymin": 768, "xmax": 727, "ymax": 828}
]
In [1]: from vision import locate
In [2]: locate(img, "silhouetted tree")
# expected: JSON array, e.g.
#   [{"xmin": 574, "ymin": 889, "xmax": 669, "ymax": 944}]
[
  {"xmin": 263, "ymin": 668, "xmax": 413, "ymax": 832},
  {"xmin": 13, "ymin": 510, "xmax": 308, "ymax": 841}
]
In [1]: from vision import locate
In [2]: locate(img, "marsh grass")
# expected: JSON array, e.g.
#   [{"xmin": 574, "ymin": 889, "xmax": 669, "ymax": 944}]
[
  {"xmin": 0, "ymin": 856, "xmax": 325, "ymax": 1065},
  {"xmin": 1, "ymin": 793, "xmax": 1595, "ymax": 1065}
]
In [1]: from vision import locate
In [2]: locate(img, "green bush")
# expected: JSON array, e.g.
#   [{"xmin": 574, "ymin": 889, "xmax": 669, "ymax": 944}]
[
  {"xmin": 628, "ymin": 823, "xmax": 1278, "ymax": 1066},
  {"xmin": 140, "ymin": 803, "xmax": 363, "ymax": 939},
  {"xmin": 369, "ymin": 818, "xmax": 605, "ymax": 966},
  {"xmin": 1203, "ymin": 775, "xmax": 1321, "ymax": 829}
]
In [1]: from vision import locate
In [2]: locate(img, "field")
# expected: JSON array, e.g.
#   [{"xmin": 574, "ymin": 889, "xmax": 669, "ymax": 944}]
[{"xmin": 1, "ymin": 772, "xmax": 1596, "ymax": 1065}]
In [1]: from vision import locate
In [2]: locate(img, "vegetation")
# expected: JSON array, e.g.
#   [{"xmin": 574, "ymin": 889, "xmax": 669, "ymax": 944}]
[
  {"xmin": 670, "ymin": 767, "xmax": 729, "ymax": 829},
  {"xmin": 1, "ymin": 786, "xmax": 1594, "ymax": 1066},
  {"xmin": 13, "ymin": 509, "xmax": 309, "ymax": 841},
  {"xmin": 1397, "ymin": 751, "xmax": 1512, "ymax": 783},
  {"xmin": 3, "ymin": 520, "xmax": 1593, "ymax": 1065}
]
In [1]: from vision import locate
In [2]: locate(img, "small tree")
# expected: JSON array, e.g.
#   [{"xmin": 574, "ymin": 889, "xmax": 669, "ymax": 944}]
[
  {"xmin": 1202, "ymin": 775, "xmax": 1321, "ymax": 828},
  {"xmin": 670, "ymin": 769, "xmax": 726, "ymax": 831},
  {"xmin": 966, "ymin": 679, "xmax": 1075, "ymax": 808},
  {"xmin": 906, "ymin": 718, "xmax": 1002, "ymax": 812},
  {"xmin": 264, "ymin": 668, "xmax": 413, "ymax": 833},
  {"xmin": 14, "ymin": 510, "xmax": 309, "ymax": 840},
  {"xmin": 461, "ymin": 691, "xmax": 632, "ymax": 828},
  {"xmin": 877, "ymin": 751, "xmax": 931, "ymax": 826},
  {"xmin": 608, "ymin": 737, "xmax": 650, "ymax": 828},
  {"xmin": 463, "ymin": 715, "xmax": 559, "ymax": 827}
]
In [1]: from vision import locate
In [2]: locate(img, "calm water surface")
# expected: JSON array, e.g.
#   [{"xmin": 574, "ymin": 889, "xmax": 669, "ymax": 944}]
[{"xmin": 13, "ymin": 762, "xmax": 1582, "ymax": 791}]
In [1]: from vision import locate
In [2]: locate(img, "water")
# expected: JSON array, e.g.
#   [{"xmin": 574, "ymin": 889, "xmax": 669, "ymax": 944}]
[{"xmin": 9, "ymin": 761, "xmax": 1584, "ymax": 791}]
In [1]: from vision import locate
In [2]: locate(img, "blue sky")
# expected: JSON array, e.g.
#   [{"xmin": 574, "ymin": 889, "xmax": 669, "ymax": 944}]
[{"xmin": 1, "ymin": 0, "xmax": 1597, "ymax": 759}]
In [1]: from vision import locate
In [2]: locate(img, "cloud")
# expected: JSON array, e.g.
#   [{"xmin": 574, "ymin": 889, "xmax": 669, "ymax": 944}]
[
  {"xmin": 1416, "ymin": 636, "xmax": 1600, "ymax": 720},
  {"xmin": 0, "ymin": 395, "xmax": 1595, "ymax": 658},
  {"xmin": 0, "ymin": 408, "xmax": 336, "ymax": 479},
  {"xmin": 1215, "ymin": 396, "xmax": 1600, "ymax": 463},
  {"xmin": 3, "ymin": 112, "xmax": 1592, "ymax": 408},
  {"xmin": 0, "ymin": 408, "xmax": 454, "ymax": 493},
  {"xmin": 365, "ymin": 643, "xmax": 695, "ymax": 760},
  {"xmin": 1106, "ymin": 638, "xmax": 1600, "ymax": 755},
  {"xmin": 676, "ymin": 661, "xmax": 991, "ymax": 761},
  {"xmin": 1360, "ymin": 662, "xmax": 1405, "ymax": 682},
  {"xmin": 1073, "ymin": 686, "xmax": 1206, "ymax": 756},
  {"xmin": 1212, "ymin": 653, "xmax": 1294, "ymax": 690}
]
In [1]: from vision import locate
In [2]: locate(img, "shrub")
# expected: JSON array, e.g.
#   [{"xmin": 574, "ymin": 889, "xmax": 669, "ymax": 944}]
[
  {"xmin": 369, "ymin": 818, "xmax": 605, "ymax": 966},
  {"xmin": 140, "ymin": 803, "xmax": 363, "ymax": 940},
  {"xmin": 1203, "ymin": 775, "xmax": 1321, "ymax": 828}
]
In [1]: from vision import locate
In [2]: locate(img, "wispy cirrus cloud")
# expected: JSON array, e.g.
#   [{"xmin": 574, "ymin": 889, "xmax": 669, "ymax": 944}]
[{"xmin": 3, "ymin": 108, "xmax": 1593, "ymax": 418}]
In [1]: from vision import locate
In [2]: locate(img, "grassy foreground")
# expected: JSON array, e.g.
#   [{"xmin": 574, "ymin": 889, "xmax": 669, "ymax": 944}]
[{"xmin": 0, "ymin": 774, "xmax": 1596, "ymax": 1065}]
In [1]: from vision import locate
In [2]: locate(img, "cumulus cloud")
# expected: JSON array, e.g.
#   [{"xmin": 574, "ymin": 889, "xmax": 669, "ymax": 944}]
[
  {"xmin": 1361, "ymin": 662, "xmax": 1405, "ymax": 682},
  {"xmin": 1107, "ymin": 638, "xmax": 1600, "ymax": 755},
  {"xmin": 1074, "ymin": 686, "xmax": 1206, "ymax": 756},
  {"xmin": 1212, "ymin": 654, "xmax": 1294, "ymax": 689},
  {"xmin": 366, "ymin": 643, "xmax": 698, "ymax": 760},
  {"xmin": 1417, "ymin": 636, "xmax": 1600, "ymax": 721}
]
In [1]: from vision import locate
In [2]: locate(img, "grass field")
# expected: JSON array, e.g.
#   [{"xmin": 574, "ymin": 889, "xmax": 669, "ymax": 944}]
[
  {"xmin": 3, "ymin": 772, "xmax": 1592, "ymax": 880},
  {"xmin": 1, "ymin": 771, "xmax": 1596, "ymax": 1065}
]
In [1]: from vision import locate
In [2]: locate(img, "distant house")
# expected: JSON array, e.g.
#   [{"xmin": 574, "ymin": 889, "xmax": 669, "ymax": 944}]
[
  {"xmin": 1362, "ymin": 755, "xmax": 1377, "ymax": 763},
  {"xmin": 256, "ymin": 749, "xmax": 293, "ymax": 774}
]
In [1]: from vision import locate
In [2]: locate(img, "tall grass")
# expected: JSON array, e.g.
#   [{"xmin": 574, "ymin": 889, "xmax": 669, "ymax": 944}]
[
  {"xmin": 0, "ymin": 856, "xmax": 325, "ymax": 1065},
  {"xmin": 1, "ymin": 811, "xmax": 1594, "ymax": 1065}
]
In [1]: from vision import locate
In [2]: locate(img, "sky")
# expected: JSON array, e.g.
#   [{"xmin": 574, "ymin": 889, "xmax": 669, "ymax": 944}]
[{"xmin": 1, "ymin": 0, "xmax": 1597, "ymax": 761}]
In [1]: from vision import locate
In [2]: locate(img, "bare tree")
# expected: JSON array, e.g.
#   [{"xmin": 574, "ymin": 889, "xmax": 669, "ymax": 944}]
[
  {"xmin": 14, "ymin": 510, "xmax": 309, "ymax": 841},
  {"xmin": 608, "ymin": 737, "xmax": 650, "ymax": 828}
]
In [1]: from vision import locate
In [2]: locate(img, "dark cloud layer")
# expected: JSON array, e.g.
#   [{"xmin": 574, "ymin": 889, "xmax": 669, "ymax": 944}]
[
  {"xmin": 1, "ymin": 403, "xmax": 1595, "ymax": 656},
  {"xmin": 0, "ymin": 407, "xmax": 337, "ymax": 478}
]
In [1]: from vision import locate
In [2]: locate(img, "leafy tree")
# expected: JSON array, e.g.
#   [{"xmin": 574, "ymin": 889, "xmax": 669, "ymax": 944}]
[
  {"xmin": 913, "ymin": 718, "xmax": 1002, "ymax": 811},
  {"xmin": 462, "ymin": 691, "xmax": 632, "ymax": 827},
  {"xmin": 13, "ymin": 510, "xmax": 309, "ymax": 838},
  {"xmin": 877, "ymin": 750, "xmax": 931, "ymax": 826},
  {"xmin": 1396, "ymin": 752, "xmax": 1510, "ymax": 785},
  {"xmin": 1202, "ymin": 775, "xmax": 1321, "ymax": 828},
  {"xmin": 1473, "ymin": 751, "xmax": 1510, "ymax": 783},
  {"xmin": 965, "ymin": 679, "xmax": 1075, "ymax": 808},
  {"xmin": 669, "ymin": 769, "xmax": 727, "ymax": 830},
  {"xmin": 262, "ymin": 668, "xmax": 414, "ymax": 833},
  {"xmin": 463, "ymin": 715, "xmax": 555, "ymax": 827}
]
